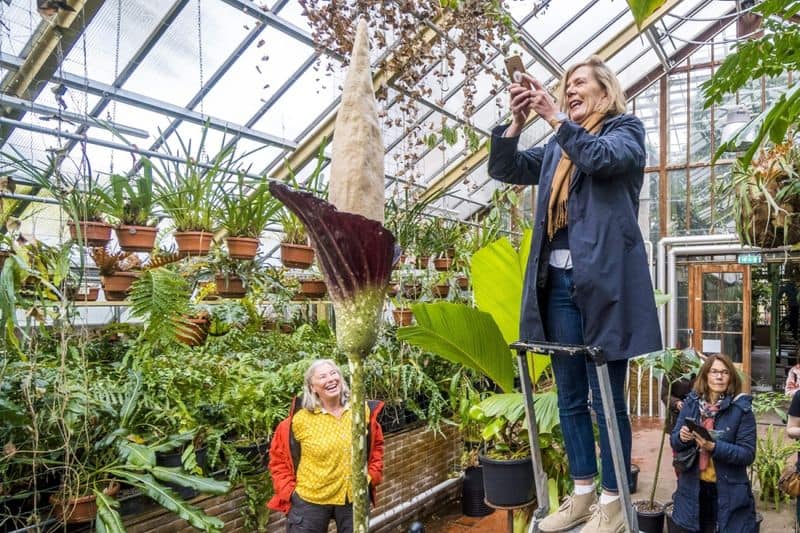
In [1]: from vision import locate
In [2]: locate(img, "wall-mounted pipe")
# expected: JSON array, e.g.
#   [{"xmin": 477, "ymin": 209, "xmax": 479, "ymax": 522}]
[{"xmin": 369, "ymin": 475, "xmax": 461, "ymax": 531}]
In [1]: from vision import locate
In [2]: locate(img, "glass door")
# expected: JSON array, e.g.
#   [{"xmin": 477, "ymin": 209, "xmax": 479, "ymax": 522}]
[{"xmin": 688, "ymin": 264, "xmax": 751, "ymax": 388}]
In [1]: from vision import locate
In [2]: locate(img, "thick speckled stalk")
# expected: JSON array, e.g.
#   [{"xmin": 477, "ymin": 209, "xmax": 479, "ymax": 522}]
[{"xmin": 349, "ymin": 354, "xmax": 369, "ymax": 533}]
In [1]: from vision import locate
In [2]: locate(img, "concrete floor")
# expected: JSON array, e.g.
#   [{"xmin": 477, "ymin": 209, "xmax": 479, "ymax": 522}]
[{"xmin": 421, "ymin": 417, "xmax": 798, "ymax": 532}]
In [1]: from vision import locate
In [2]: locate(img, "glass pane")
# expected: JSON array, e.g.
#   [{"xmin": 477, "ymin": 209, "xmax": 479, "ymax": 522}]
[
  {"xmin": 647, "ymin": 171, "xmax": 660, "ymax": 244},
  {"xmin": 702, "ymin": 303, "xmax": 742, "ymax": 331},
  {"xmin": 689, "ymin": 166, "xmax": 712, "ymax": 234},
  {"xmin": 668, "ymin": 169, "xmax": 688, "ymax": 235},
  {"xmin": 668, "ymin": 72, "xmax": 688, "ymax": 165},
  {"xmin": 689, "ymin": 68, "xmax": 713, "ymax": 162}
]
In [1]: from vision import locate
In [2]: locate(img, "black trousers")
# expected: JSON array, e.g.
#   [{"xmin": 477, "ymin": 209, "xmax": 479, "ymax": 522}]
[
  {"xmin": 672, "ymin": 481, "xmax": 718, "ymax": 533},
  {"xmin": 286, "ymin": 492, "xmax": 353, "ymax": 533}
]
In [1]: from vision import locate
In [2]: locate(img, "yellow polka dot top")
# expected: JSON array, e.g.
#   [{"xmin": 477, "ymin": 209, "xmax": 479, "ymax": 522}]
[{"xmin": 292, "ymin": 404, "xmax": 360, "ymax": 505}]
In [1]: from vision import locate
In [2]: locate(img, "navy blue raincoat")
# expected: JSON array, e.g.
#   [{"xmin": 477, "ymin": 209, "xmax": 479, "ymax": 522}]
[
  {"xmin": 488, "ymin": 114, "xmax": 661, "ymax": 360},
  {"xmin": 670, "ymin": 391, "xmax": 757, "ymax": 533}
]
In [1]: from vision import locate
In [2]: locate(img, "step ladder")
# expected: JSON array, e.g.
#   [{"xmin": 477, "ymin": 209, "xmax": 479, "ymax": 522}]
[{"xmin": 511, "ymin": 340, "xmax": 639, "ymax": 533}]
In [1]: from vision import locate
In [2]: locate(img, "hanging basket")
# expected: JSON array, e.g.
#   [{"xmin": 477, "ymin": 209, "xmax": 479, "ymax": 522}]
[
  {"xmin": 402, "ymin": 281, "xmax": 422, "ymax": 300},
  {"xmin": 293, "ymin": 279, "xmax": 327, "ymax": 299},
  {"xmin": 67, "ymin": 286, "xmax": 100, "ymax": 302},
  {"xmin": 456, "ymin": 275, "xmax": 470, "ymax": 290},
  {"xmin": 432, "ymin": 283, "xmax": 450, "ymax": 298},
  {"xmin": 115, "ymin": 225, "xmax": 158, "ymax": 253},
  {"xmin": 280, "ymin": 242, "xmax": 314, "ymax": 269},
  {"xmin": 101, "ymin": 272, "xmax": 140, "ymax": 301},
  {"xmin": 174, "ymin": 231, "xmax": 213, "ymax": 256},
  {"xmin": 392, "ymin": 308, "xmax": 413, "ymax": 326},
  {"xmin": 68, "ymin": 220, "xmax": 112, "ymax": 247},
  {"xmin": 214, "ymin": 274, "xmax": 247, "ymax": 298},
  {"xmin": 226, "ymin": 236, "xmax": 260, "ymax": 260},
  {"xmin": 433, "ymin": 257, "xmax": 452, "ymax": 271}
]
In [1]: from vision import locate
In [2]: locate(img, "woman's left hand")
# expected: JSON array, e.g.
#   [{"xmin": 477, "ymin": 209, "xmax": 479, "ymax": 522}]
[{"xmin": 693, "ymin": 432, "xmax": 715, "ymax": 452}]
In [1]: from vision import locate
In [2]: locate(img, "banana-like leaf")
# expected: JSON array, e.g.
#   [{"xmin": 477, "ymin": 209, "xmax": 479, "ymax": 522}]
[
  {"xmin": 626, "ymin": 0, "xmax": 668, "ymax": 28},
  {"xmin": 397, "ymin": 302, "xmax": 514, "ymax": 393},
  {"xmin": 477, "ymin": 391, "xmax": 560, "ymax": 435},
  {"xmin": 119, "ymin": 441, "xmax": 155, "ymax": 468},
  {"xmin": 95, "ymin": 490, "xmax": 125, "ymax": 533},
  {"xmin": 150, "ymin": 466, "xmax": 231, "ymax": 494},
  {"xmin": 108, "ymin": 469, "xmax": 224, "ymax": 532}
]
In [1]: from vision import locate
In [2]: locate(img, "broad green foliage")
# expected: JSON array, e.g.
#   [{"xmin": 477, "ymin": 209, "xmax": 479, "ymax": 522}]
[{"xmin": 626, "ymin": 0, "xmax": 668, "ymax": 28}]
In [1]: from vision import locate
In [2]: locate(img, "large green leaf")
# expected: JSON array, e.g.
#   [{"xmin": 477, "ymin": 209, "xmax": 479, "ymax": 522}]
[
  {"xmin": 150, "ymin": 466, "xmax": 231, "ymax": 495},
  {"xmin": 477, "ymin": 390, "xmax": 559, "ymax": 435},
  {"xmin": 109, "ymin": 469, "xmax": 224, "ymax": 532},
  {"xmin": 94, "ymin": 491, "xmax": 125, "ymax": 533},
  {"xmin": 626, "ymin": 0, "xmax": 668, "ymax": 28},
  {"xmin": 397, "ymin": 303, "xmax": 514, "ymax": 392}
]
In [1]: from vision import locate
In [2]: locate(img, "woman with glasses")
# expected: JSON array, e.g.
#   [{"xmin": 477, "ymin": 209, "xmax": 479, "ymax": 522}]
[{"xmin": 670, "ymin": 353, "xmax": 757, "ymax": 533}]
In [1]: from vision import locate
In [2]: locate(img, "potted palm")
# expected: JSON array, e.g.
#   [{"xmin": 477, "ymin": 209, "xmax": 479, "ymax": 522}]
[
  {"xmin": 215, "ymin": 174, "xmax": 281, "ymax": 260},
  {"xmin": 97, "ymin": 161, "xmax": 160, "ymax": 252}
]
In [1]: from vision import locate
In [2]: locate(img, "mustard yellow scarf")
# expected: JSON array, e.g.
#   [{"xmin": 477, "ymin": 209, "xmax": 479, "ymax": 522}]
[{"xmin": 547, "ymin": 111, "xmax": 606, "ymax": 240}]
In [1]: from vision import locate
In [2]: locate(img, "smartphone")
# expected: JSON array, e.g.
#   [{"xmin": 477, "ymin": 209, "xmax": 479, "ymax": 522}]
[
  {"xmin": 504, "ymin": 55, "xmax": 530, "ymax": 88},
  {"xmin": 684, "ymin": 417, "xmax": 714, "ymax": 441}
]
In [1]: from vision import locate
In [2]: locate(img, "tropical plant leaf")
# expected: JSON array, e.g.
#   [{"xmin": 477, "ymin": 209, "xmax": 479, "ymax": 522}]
[
  {"xmin": 397, "ymin": 302, "xmax": 514, "ymax": 392},
  {"xmin": 108, "ymin": 469, "xmax": 224, "ymax": 532},
  {"xmin": 95, "ymin": 490, "xmax": 125, "ymax": 533},
  {"xmin": 119, "ymin": 441, "xmax": 155, "ymax": 468},
  {"xmin": 626, "ymin": 0, "xmax": 668, "ymax": 28},
  {"xmin": 129, "ymin": 268, "xmax": 191, "ymax": 343},
  {"xmin": 477, "ymin": 390, "xmax": 559, "ymax": 435},
  {"xmin": 150, "ymin": 466, "xmax": 231, "ymax": 494}
]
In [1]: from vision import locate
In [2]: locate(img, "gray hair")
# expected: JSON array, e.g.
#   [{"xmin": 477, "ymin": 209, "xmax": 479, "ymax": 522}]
[{"xmin": 301, "ymin": 359, "xmax": 351, "ymax": 411}]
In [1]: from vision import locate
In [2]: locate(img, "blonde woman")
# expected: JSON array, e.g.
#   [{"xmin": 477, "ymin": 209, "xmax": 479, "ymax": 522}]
[{"xmin": 488, "ymin": 55, "xmax": 661, "ymax": 532}]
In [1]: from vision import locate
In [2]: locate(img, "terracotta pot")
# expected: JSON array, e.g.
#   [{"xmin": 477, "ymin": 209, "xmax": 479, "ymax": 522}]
[
  {"xmin": 176, "ymin": 316, "xmax": 209, "ymax": 346},
  {"xmin": 68, "ymin": 220, "xmax": 112, "ymax": 247},
  {"xmin": 392, "ymin": 308, "xmax": 413, "ymax": 326},
  {"xmin": 101, "ymin": 272, "xmax": 140, "ymax": 301},
  {"xmin": 174, "ymin": 231, "xmax": 213, "ymax": 256},
  {"xmin": 415, "ymin": 256, "xmax": 430, "ymax": 269},
  {"xmin": 432, "ymin": 283, "xmax": 450, "ymax": 298},
  {"xmin": 0, "ymin": 250, "xmax": 10, "ymax": 269},
  {"xmin": 433, "ymin": 257, "xmax": 452, "ymax": 271},
  {"xmin": 294, "ymin": 279, "xmax": 327, "ymax": 299},
  {"xmin": 402, "ymin": 282, "xmax": 422, "ymax": 300},
  {"xmin": 279, "ymin": 322, "xmax": 295, "ymax": 334},
  {"xmin": 215, "ymin": 274, "xmax": 246, "ymax": 298},
  {"xmin": 261, "ymin": 319, "xmax": 277, "ymax": 332},
  {"xmin": 456, "ymin": 276, "xmax": 469, "ymax": 290},
  {"xmin": 51, "ymin": 481, "xmax": 119, "ymax": 524},
  {"xmin": 393, "ymin": 254, "xmax": 406, "ymax": 270},
  {"xmin": 226, "ymin": 236, "xmax": 260, "ymax": 260},
  {"xmin": 115, "ymin": 225, "xmax": 158, "ymax": 253},
  {"xmin": 280, "ymin": 242, "xmax": 314, "ymax": 269},
  {"xmin": 67, "ymin": 286, "xmax": 100, "ymax": 302}
]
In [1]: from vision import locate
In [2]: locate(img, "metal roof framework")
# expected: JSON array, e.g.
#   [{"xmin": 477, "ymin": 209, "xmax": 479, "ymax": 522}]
[{"xmin": 0, "ymin": 0, "xmax": 767, "ymax": 252}]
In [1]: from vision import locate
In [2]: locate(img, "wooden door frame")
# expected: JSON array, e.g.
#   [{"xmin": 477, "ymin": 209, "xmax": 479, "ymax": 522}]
[{"xmin": 688, "ymin": 263, "xmax": 752, "ymax": 386}]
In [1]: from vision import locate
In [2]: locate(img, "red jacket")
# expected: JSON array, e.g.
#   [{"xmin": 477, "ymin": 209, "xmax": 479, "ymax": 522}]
[{"xmin": 267, "ymin": 396, "xmax": 385, "ymax": 514}]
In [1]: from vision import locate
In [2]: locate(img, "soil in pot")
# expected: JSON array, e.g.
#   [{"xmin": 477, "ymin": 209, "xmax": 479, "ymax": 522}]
[
  {"xmin": 633, "ymin": 500, "xmax": 665, "ymax": 533},
  {"xmin": 478, "ymin": 454, "xmax": 535, "ymax": 508},
  {"xmin": 462, "ymin": 466, "xmax": 494, "ymax": 517},
  {"xmin": 280, "ymin": 242, "xmax": 314, "ymax": 269},
  {"xmin": 50, "ymin": 481, "xmax": 120, "ymax": 524},
  {"xmin": 115, "ymin": 225, "xmax": 158, "ymax": 252}
]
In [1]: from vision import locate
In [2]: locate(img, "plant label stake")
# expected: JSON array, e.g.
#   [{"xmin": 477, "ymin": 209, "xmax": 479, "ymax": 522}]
[{"xmin": 511, "ymin": 341, "xmax": 639, "ymax": 533}]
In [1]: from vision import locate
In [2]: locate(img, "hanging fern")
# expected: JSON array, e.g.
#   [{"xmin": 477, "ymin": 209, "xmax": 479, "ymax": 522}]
[{"xmin": 129, "ymin": 268, "xmax": 191, "ymax": 344}]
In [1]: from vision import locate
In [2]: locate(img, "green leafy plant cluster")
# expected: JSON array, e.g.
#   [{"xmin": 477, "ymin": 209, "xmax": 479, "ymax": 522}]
[{"xmin": 751, "ymin": 426, "xmax": 800, "ymax": 510}]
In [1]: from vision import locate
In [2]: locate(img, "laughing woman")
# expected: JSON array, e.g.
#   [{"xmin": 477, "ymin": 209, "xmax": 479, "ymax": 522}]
[
  {"xmin": 670, "ymin": 353, "xmax": 757, "ymax": 533},
  {"xmin": 268, "ymin": 359, "xmax": 385, "ymax": 533}
]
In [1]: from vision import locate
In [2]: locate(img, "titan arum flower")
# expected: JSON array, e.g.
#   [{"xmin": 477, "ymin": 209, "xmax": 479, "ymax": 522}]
[{"xmin": 269, "ymin": 18, "xmax": 395, "ymax": 533}]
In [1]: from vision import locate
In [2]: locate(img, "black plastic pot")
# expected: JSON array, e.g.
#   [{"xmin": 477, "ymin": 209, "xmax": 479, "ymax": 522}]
[
  {"xmin": 633, "ymin": 500, "xmax": 665, "ymax": 533},
  {"xmin": 461, "ymin": 466, "xmax": 494, "ymax": 517},
  {"xmin": 479, "ymin": 454, "xmax": 535, "ymax": 508},
  {"xmin": 630, "ymin": 463, "xmax": 640, "ymax": 493},
  {"xmin": 155, "ymin": 446, "xmax": 208, "ymax": 500},
  {"xmin": 234, "ymin": 440, "xmax": 270, "ymax": 472},
  {"xmin": 378, "ymin": 404, "xmax": 407, "ymax": 434}
]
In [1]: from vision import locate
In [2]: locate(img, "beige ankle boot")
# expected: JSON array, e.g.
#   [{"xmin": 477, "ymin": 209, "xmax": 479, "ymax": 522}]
[
  {"xmin": 537, "ymin": 491, "xmax": 597, "ymax": 532},
  {"xmin": 578, "ymin": 498, "xmax": 625, "ymax": 533}
]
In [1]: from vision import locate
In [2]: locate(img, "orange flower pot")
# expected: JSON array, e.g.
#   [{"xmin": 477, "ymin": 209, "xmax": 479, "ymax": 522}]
[
  {"xmin": 51, "ymin": 481, "xmax": 119, "ymax": 524},
  {"xmin": 215, "ymin": 274, "xmax": 247, "ymax": 298},
  {"xmin": 280, "ymin": 243, "xmax": 314, "ymax": 269},
  {"xmin": 174, "ymin": 231, "xmax": 213, "ymax": 256},
  {"xmin": 226, "ymin": 236, "xmax": 260, "ymax": 260},
  {"xmin": 115, "ymin": 225, "xmax": 158, "ymax": 253},
  {"xmin": 101, "ymin": 272, "xmax": 140, "ymax": 301},
  {"xmin": 68, "ymin": 220, "xmax": 112, "ymax": 247},
  {"xmin": 392, "ymin": 308, "xmax": 414, "ymax": 326}
]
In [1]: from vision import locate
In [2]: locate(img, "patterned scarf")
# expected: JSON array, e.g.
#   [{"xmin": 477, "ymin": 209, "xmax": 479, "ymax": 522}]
[
  {"xmin": 546, "ymin": 111, "xmax": 607, "ymax": 240},
  {"xmin": 698, "ymin": 395, "xmax": 724, "ymax": 471}
]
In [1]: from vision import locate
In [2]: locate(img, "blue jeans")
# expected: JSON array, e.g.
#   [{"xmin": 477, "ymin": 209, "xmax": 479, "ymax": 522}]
[{"xmin": 545, "ymin": 266, "xmax": 632, "ymax": 492}]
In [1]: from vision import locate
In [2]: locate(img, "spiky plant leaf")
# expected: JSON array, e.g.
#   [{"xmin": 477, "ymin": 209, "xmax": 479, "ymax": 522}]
[
  {"xmin": 128, "ymin": 268, "xmax": 191, "ymax": 343},
  {"xmin": 95, "ymin": 490, "xmax": 125, "ymax": 533},
  {"xmin": 150, "ymin": 466, "xmax": 231, "ymax": 494}
]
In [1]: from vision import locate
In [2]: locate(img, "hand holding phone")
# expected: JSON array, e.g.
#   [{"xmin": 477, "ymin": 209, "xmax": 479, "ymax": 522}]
[
  {"xmin": 684, "ymin": 417, "xmax": 714, "ymax": 442},
  {"xmin": 504, "ymin": 55, "xmax": 531, "ymax": 89}
]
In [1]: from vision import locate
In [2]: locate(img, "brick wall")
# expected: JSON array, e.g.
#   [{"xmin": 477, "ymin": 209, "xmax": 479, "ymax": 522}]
[{"xmin": 121, "ymin": 423, "xmax": 462, "ymax": 532}]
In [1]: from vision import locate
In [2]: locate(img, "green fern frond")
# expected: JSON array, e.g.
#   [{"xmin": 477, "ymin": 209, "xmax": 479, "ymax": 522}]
[{"xmin": 129, "ymin": 268, "xmax": 191, "ymax": 344}]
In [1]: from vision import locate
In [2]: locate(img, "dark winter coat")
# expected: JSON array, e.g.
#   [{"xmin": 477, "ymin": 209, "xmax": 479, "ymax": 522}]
[
  {"xmin": 488, "ymin": 114, "xmax": 662, "ymax": 360},
  {"xmin": 670, "ymin": 391, "xmax": 757, "ymax": 533}
]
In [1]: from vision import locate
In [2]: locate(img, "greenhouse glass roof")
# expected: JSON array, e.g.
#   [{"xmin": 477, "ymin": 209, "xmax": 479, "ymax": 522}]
[{"xmin": 0, "ymin": 0, "xmax": 757, "ymax": 250}]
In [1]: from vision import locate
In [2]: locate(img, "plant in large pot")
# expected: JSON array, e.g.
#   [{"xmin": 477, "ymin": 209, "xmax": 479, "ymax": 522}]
[
  {"xmin": 97, "ymin": 161, "xmax": 160, "ymax": 252},
  {"xmin": 214, "ymin": 174, "xmax": 281, "ymax": 260}
]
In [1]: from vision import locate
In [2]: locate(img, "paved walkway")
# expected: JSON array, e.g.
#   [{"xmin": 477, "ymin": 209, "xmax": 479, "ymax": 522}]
[{"xmin": 421, "ymin": 417, "xmax": 798, "ymax": 532}]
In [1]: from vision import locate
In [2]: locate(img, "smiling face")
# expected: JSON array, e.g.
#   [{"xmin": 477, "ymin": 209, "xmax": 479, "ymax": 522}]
[
  {"xmin": 565, "ymin": 65, "xmax": 608, "ymax": 123},
  {"xmin": 309, "ymin": 362, "xmax": 342, "ymax": 406},
  {"xmin": 707, "ymin": 359, "xmax": 731, "ymax": 396}
]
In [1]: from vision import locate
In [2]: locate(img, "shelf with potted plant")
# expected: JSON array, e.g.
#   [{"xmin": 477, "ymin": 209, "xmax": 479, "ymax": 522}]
[{"xmin": 96, "ymin": 160, "xmax": 161, "ymax": 253}]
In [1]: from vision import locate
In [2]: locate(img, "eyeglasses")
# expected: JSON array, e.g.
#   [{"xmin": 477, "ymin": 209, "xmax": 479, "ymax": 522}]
[{"xmin": 709, "ymin": 369, "xmax": 730, "ymax": 377}]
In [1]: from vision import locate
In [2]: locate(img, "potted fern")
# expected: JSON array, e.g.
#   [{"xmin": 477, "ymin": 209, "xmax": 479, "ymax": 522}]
[{"xmin": 97, "ymin": 161, "xmax": 160, "ymax": 252}]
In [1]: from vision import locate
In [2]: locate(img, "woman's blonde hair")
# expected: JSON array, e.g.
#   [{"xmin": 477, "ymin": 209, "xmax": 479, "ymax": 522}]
[
  {"xmin": 556, "ymin": 55, "xmax": 626, "ymax": 117},
  {"xmin": 302, "ymin": 359, "xmax": 350, "ymax": 411},
  {"xmin": 693, "ymin": 353, "xmax": 742, "ymax": 400}
]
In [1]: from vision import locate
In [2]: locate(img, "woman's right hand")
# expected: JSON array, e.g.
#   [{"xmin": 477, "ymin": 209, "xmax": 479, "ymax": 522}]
[
  {"xmin": 505, "ymin": 83, "xmax": 533, "ymax": 137},
  {"xmin": 679, "ymin": 425, "xmax": 693, "ymax": 443}
]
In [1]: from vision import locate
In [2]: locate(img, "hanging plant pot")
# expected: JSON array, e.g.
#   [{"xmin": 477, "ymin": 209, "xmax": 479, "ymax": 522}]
[
  {"xmin": 115, "ymin": 225, "xmax": 158, "ymax": 253},
  {"xmin": 433, "ymin": 257, "xmax": 452, "ymax": 271},
  {"xmin": 0, "ymin": 250, "xmax": 10, "ymax": 269},
  {"xmin": 456, "ymin": 275, "xmax": 469, "ymax": 290},
  {"xmin": 415, "ymin": 255, "xmax": 430, "ymax": 269},
  {"xmin": 280, "ymin": 242, "xmax": 314, "ymax": 269},
  {"xmin": 226, "ymin": 236, "xmax": 260, "ymax": 260},
  {"xmin": 261, "ymin": 319, "xmax": 277, "ymax": 332},
  {"xmin": 68, "ymin": 220, "xmax": 112, "ymax": 247},
  {"xmin": 432, "ymin": 283, "xmax": 450, "ymax": 298},
  {"xmin": 214, "ymin": 274, "xmax": 247, "ymax": 298},
  {"xmin": 174, "ymin": 231, "xmax": 213, "ymax": 256},
  {"xmin": 294, "ymin": 279, "xmax": 327, "ymax": 299},
  {"xmin": 279, "ymin": 322, "xmax": 295, "ymax": 334},
  {"xmin": 101, "ymin": 272, "xmax": 140, "ymax": 301},
  {"xmin": 392, "ymin": 307, "xmax": 413, "ymax": 326},
  {"xmin": 67, "ymin": 286, "xmax": 100, "ymax": 302},
  {"xmin": 479, "ymin": 454, "xmax": 535, "ymax": 508},
  {"xmin": 176, "ymin": 316, "xmax": 209, "ymax": 346},
  {"xmin": 393, "ymin": 254, "xmax": 406, "ymax": 270},
  {"xmin": 50, "ymin": 481, "xmax": 119, "ymax": 524},
  {"xmin": 402, "ymin": 281, "xmax": 422, "ymax": 300},
  {"xmin": 387, "ymin": 283, "xmax": 399, "ymax": 297},
  {"xmin": 633, "ymin": 500, "xmax": 665, "ymax": 533}
]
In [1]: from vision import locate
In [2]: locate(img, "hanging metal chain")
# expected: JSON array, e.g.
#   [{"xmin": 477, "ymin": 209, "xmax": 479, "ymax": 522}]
[
  {"xmin": 196, "ymin": 0, "xmax": 205, "ymax": 117},
  {"xmin": 109, "ymin": 0, "xmax": 122, "ymax": 175}
]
